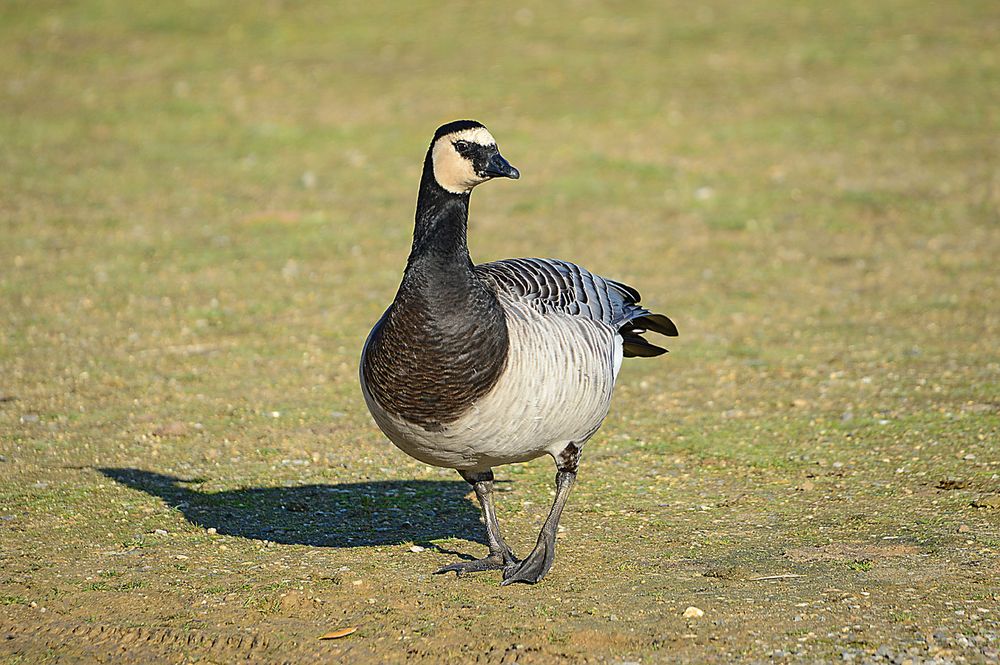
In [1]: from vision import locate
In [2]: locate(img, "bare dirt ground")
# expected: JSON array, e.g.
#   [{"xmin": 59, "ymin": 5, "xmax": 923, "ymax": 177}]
[{"xmin": 2, "ymin": 0, "xmax": 998, "ymax": 662}]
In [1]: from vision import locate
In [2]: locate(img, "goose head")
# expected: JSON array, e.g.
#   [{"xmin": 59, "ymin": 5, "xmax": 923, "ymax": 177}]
[{"xmin": 429, "ymin": 120, "xmax": 519, "ymax": 195}]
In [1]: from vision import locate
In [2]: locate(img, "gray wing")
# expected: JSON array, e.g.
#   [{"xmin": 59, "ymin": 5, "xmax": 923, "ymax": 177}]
[{"xmin": 475, "ymin": 257, "xmax": 678, "ymax": 357}]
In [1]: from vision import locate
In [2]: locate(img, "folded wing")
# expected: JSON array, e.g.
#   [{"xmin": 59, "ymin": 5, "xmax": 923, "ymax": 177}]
[{"xmin": 475, "ymin": 257, "xmax": 677, "ymax": 357}]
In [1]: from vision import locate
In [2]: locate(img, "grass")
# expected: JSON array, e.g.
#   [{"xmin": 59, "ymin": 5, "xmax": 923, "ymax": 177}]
[{"xmin": 1, "ymin": 0, "xmax": 998, "ymax": 663}]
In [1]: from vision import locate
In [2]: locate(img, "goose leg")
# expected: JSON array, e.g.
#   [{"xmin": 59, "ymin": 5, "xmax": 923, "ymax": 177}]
[
  {"xmin": 435, "ymin": 469, "xmax": 517, "ymax": 576},
  {"xmin": 501, "ymin": 443, "xmax": 581, "ymax": 586}
]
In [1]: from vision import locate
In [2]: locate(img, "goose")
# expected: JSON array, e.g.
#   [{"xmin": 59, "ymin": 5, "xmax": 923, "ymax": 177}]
[{"xmin": 360, "ymin": 120, "xmax": 677, "ymax": 585}]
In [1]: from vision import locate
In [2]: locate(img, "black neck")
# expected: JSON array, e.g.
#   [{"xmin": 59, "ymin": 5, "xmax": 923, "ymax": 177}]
[{"xmin": 404, "ymin": 151, "xmax": 474, "ymax": 283}]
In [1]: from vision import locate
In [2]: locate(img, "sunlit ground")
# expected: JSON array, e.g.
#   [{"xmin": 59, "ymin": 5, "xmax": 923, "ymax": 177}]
[{"xmin": 2, "ymin": 1, "xmax": 998, "ymax": 662}]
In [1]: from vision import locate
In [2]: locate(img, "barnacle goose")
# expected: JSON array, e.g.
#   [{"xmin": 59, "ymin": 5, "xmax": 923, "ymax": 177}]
[{"xmin": 360, "ymin": 120, "xmax": 677, "ymax": 585}]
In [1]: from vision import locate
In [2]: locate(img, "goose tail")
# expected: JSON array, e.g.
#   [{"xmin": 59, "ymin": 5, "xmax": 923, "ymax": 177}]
[{"xmin": 619, "ymin": 312, "xmax": 678, "ymax": 358}]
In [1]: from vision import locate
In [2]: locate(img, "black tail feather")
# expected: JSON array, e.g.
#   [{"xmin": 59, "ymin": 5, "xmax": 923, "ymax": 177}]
[
  {"xmin": 631, "ymin": 313, "xmax": 678, "ymax": 337},
  {"xmin": 620, "ymin": 311, "xmax": 677, "ymax": 359},
  {"xmin": 622, "ymin": 333, "xmax": 668, "ymax": 358}
]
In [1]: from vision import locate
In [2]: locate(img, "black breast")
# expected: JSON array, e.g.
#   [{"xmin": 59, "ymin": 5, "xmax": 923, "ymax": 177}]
[{"xmin": 361, "ymin": 276, "xmax": 509, "ymax": 431}]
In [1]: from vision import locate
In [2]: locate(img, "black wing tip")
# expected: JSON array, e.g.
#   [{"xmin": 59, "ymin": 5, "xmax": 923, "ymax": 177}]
[{"xmin": 607, "ymin": 278, "xmax": 642, "ymax": 304}]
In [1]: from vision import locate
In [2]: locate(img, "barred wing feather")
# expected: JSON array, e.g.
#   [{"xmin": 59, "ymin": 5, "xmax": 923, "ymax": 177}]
[{"xmin": 475, "ymin": 258, "xmax": 677, "ymax": 357}]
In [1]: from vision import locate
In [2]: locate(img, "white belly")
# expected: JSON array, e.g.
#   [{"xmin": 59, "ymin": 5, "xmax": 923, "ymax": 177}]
[{"xmin": 361, "ymin": 303, "xmax": 622, "ymax": 472}]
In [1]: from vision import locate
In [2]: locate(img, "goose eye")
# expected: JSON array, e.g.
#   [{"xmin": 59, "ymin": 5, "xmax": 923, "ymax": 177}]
[{"xmin": 453, "ymin": 140, "xmax": 471, "ymax": 152}]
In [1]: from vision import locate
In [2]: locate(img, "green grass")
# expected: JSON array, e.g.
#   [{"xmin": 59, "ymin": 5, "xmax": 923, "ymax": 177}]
[{"xmin": 1, "ymin": 0, "xmax": 998, "ymax": 663}]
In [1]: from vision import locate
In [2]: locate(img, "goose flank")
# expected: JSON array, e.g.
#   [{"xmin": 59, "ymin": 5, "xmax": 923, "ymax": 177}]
[{"xmin": 360, "ymin": 120, "xmax": 678, "ymax": 585}]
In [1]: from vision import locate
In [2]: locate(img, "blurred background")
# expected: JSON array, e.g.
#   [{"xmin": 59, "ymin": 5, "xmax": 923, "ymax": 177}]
[{"xmin": 1, "ymin": 1, "xmax": 998, "ymax": 662}]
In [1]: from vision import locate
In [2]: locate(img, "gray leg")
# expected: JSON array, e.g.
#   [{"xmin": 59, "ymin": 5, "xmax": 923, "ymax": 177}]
[
  {"xmin": 435, "ymin": 469, "xmax": 518, "ymax": 576},
  {"xmin": 501, "ymin": 443, "xmax": 581, "ymax": 586}
]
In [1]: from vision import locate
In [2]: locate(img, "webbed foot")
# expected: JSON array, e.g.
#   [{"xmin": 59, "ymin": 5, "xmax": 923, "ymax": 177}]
[
  {"xmin": 500, "ymin": 538, "xmax": 554, "ymax": 585},
  {"xmin": 435, "ymin": 551, "xmax": 518, "ymax": 577}
]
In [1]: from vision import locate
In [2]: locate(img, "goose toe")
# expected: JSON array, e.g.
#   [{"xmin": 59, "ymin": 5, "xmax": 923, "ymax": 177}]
[
  {"xmin": 435, "ymin": 552, "xmax": 517, "ymax": 577},
  {"xmin": 500, "ymin": 542, "xmax": 555, "ymax": 586}
]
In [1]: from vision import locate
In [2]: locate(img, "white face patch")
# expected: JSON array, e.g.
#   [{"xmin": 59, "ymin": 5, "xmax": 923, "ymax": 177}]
[{"xmin": 431, "ymin": 127, "xmax": 497, "ymax": 194}]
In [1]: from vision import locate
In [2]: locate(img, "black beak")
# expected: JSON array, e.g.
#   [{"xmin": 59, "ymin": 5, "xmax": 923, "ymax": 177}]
[{"xmin": 484, "ymin": 152, "xmax": 520, "ymax": 180}]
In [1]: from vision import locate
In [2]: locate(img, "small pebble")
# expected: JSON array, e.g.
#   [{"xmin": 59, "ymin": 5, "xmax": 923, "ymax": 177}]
[
  {"xmin": 682, "ymin": 606, "xmax": 705, "ymax": 619},
  {"xmin": 154, "ymin": 529, "xmax": 168, "ymax": 536},
  {"xmin": 408, "ymin": 545, "xmax": 425, "ymax": 553},
  {"xmin": 207, "ymin": 527, "xmax": 217, "ymax": 535}
]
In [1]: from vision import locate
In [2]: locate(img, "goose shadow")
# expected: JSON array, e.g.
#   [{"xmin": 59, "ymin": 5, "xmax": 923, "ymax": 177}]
[{"xmin": 98, "ymin": 468, "xmax": 485, "ymax": 548}]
